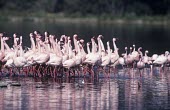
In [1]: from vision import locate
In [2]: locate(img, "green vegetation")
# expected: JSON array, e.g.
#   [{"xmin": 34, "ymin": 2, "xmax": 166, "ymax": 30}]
[{"xmin": 0, "ymin": 0, "xmax": 170, "ymax": 24}]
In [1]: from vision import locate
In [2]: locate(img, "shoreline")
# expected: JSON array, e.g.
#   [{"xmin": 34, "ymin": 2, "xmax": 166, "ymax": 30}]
[{"xmin": 1, "ymin": 13, "xmax": 170, "ymax": 25}]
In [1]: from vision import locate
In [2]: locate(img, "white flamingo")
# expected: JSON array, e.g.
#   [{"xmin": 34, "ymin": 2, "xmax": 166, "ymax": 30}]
[
  {"xmin": 153, "ymin": 51, "xmax": 169, "ymax": 70},
  {"xmin": 101, "ymin": 41, "xmax": 111, "ymax": 66},
  {"xmin": 117, "ymin": 47, "xmax": 127, "ymax": 68},
  {"xmin": 131, "ymin": 44, "xmax": 140, "ymax": 61},
  {"xmin": 110, "ymin": 38, "xmax": 119, "ymax": 67},
  {"xmin": 84, "ymin": 37, "xmax": 101, "ymax": 65}
]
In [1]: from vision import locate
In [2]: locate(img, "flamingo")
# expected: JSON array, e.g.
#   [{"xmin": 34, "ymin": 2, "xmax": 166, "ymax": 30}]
[
  {"xmin": 32, "ymin": 37, "xmax": 50, "ymax": 64},
  {"xmin": 101, "ymin": 41, "xmax": 111, "ymax": 66},
  {"xmin": 124, "ymin": 47, "xmax": 134, "ymax": 67},
  {"xmin": 84, "ymin": 37, "xmax": 101, "ymax": 65},
  {"xmin": 3, "ymin": 32, "xmax": 170, "ymax": 78},
  {"xmin": 73, "ymin": 34, "xmax": 78, "ymax": 52},
  {"xmin": 2, "ymin": 37, "xmax": 15, "ymax": 62},
  {"xmin": 131, "ymin": 44, "xmax": 140, "ymax": 61},
  {"xmin": 151, "ymin": 54, "xmax": 158, "ymax": 62},
  {"xmin": 143, "ymin": 50, "xmax": 150, "ymax": 65},
  {"xmin": 13, "ymin": 36, "xmax": 27, "ymax": 67},
  {"xmin": 137, "ymin": 57, "xmax": 145, "ymax": 70},
  {"xmin": 46, "ymin": 35, "xmax": 62, "ymax": 67},
  {"xmin": 122, "ymin": 47, "xmax": 128, "ymax": 59},
  {"xmin": 110, "ymin": 38, "xmax": 119, "ymax": 67},
  {"xmin": 167, "ymin": 53, "xmax": 170, "ymax": 66},
  {"xmin": 153, "ymin": 51, "xmax": 169, "ymax": 71},
  {"xmin": 62, "ymin": 39, "xmax": 76, "ymax": 69},
  {"xmin": 79, "ymin": 39, "xmax": 87, "ymax": 62},
  {"xmin": 24, "ymin": 33, "xmax": 36, "ymax": 60},
  {"xmin": 74, "ymin": 41, "xmax": 83, "ymax": 66},
  {"xmin": 118, "ymin": 47, "xmax": 128, "ymax": 68}
]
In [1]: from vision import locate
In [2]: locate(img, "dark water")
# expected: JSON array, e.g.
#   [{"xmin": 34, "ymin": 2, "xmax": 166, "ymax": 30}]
[
  {"xmin": 0, "ymin": 21, "xmax": 170, "ymax": 110},
  {"xmin": 0, "ymin": 21, "xmax": 170, "ymax": 55},
  {"xmin": 0, "ymin": 68, "xmax": 170, "ymax": 110}
]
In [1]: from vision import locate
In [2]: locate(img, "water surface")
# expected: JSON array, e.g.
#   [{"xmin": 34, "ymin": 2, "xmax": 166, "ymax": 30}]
[{"xmin": 0, "ymin": 68, "xmax": 170, "ymax": 110}]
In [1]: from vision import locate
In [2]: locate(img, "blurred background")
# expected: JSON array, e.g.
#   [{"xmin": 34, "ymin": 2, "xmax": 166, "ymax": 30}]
[
  {"xmin": 0, "ymin": 0, "xmax": 170, "ymax": 17},
  {"xmin": 0, "ymin": 0, "xmax": 170, "ymax": 55}
]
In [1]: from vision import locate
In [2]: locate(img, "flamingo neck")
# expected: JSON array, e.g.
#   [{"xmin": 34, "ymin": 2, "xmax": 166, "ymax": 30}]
[
  {"xmin": 47, "ymin": 44, "xmax": 51, "ymax": 52},
  {"xmin": 68, "ymin": 40, "xmax": 73, "ymax": 59},
  {"xmin": 14, "ymin": 46, "xmax": 18, "ymax": 58},
  {"xmin": 42, "ymin": 43, "xmax": 49, "ymax": 53},
  {"xmin": 14, "ymin": 37, "xmax": 18, "ymax": 47},
  {"xmin": 56, "ymin": 41, "xmax": 62, "ymax": 56},
  {"xmin": 138, "ymin": 48, "xmax": 143, "ymax": 57},
  {"xmin": 19, "ymin": 44, "xmax": 23, "ymax": 57},
  {"xmin": 125, "ymin": 50, "xmax": 127, "ymax": 56},
  {"xmin": 97, "ymin": 38, "xmax": 102, "ymax": 54},
  {"xmin": 145, "ymin": 52, "xmax": 148, "ymax": 57},
  {"xmin": 91, "ymin": 39, "xmax": 97, "ymax": 53},
  {"xmin": 68, "ymin": 45, "xmax": 73, "ymax": 59},
  {"xmin": 19, "ymin": 36, "xmax": 23, "ymax": 57},
  {"xmin": 1, "ymin": 36, "xmax": 4, "ymax": 52},
  {"xmin": 133, "ymin": 46, "xmax": 135, "ymax": 52},
  {"xmin": 80, "ymin": 44, "xmax": 86, "ymax": 55},
  {"xmin": 113, "ymin": 40, "xmax": 118, "ymax": 54},
  {"xmin": 4, "ymin": 41, "xmax": 11, "ymax": 52},
  {"xmin": 100, "ymin": 39, "xmax": 105, "ymax": 52},
  {"xmin": 30, "ymin": 36, "xmax": 36, "ymax": 51},
  {"xmin": 77, "ymin": 42, "xmax": 81, "ymax": 55},
  {"xmin": 37, "ymin": 41, "xmax": 41, "ymax": 53},
  {"xmin": 129, "ymin": 49, "xmax": 132, "ymax": 55},
  {"xmin": 107, "ymin": 42, "xmax": 111, "ymax": 57},
  {"xmin": 73, "ymin": 36, "xmax": 78, "ymax": 52},
  {"xmin": 87, "ymin": 44, "xmax": 91, "ymax": 54}
]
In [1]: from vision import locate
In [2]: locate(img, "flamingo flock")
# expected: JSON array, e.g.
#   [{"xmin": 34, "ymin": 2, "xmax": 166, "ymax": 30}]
[{"xmin": 0, "ymin": 32, "xmax": 169, "ymax": 78}]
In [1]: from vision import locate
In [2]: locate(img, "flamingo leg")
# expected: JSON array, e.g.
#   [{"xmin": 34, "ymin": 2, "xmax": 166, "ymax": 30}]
[{"xmin": 53, "ymin": 66, "xmax": 57, "ymax": 78}]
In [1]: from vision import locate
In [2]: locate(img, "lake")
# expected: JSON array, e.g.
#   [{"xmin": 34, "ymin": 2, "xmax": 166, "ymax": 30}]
[
  {"xmin": 0, "ymin": 68, "xmax": 170, "ymax": 110},
  {"xmin": 0, "ymin": 21, "xmax": 170, "ymax": 110}
]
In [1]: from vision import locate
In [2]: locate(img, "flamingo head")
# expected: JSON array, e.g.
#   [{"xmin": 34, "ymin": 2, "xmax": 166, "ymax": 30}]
[
  {"xmin": 138, "ymin": 47, "xmax": 142, "ymax": 51},
  {"xmin": 16, "ymin": 38, "xmax": 19, "ymax": 42},
  {"xmin": 145, "ymin": 50, "xmax": 149, "ymax": 54},
  {"xmin": 125, "ymin": 47, "xmax": 128, "ymax": 50},
  {"xmin": 112, "ymin": 38, "xmax": 116, "ymax": 42},
  {"xmin": 68, "ymin": 36, "xmax": 71, "ymax": 40},
  {"xmin": 98, "ymin": 35, "xmax": 103, "ymax": 39},
  {"xmin": 34, "ymin": 31, "xmax": 38, "ymax": 35},
  {"xmin": 165, "ymin": 51, "xmax": 169, "ymax": 56},
  {"xmin": 0, "ymin": 33, "xmax": 3, "ymax": 37},
  {"xmin": 107, "ymin": 41, "xmax": 109, "ymax": 46},
  {"xmin": 44, "ymin": 31, "xmax": 49, "ymax": 37},
  {"xmin": 130, "ymin": 47, "xmax": 132, "ymax": 50},
  {"xmin": 20, "ymin": 36, "xmax": 22, "ymax": 40},
  {"xmin": 13, "ymin": 33, "xmax": 17, "ymax": 38},
  {"xmin": 91, "ymin": 37, "xmax": 95, "ymax": 42},
  {"xmin": 77, "ymin": 41, "xmax": 80, "ymax": 45},
  {"xmin": 73, "ymin": 34, "xmax": 78, "ymax": 39},
  {"xmin": 29, "ymin": 33, "xmax": 33, "ymax": 37},
  {"xmin": 80, "ymin": 38, "xmax": 84, "ymax": 42},
  {"xmin": 87, "ymin": 42, "xmax": 91, "ymax": 46},
  {"xmin": 3, "ymin": 37, "xmax": 9, "ymax": 41}
]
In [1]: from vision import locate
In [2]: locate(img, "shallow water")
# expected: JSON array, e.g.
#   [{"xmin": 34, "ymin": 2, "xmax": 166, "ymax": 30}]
[{"xmin": 0, "ymin": 68, "xmax": 170, "ymax": 110}]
